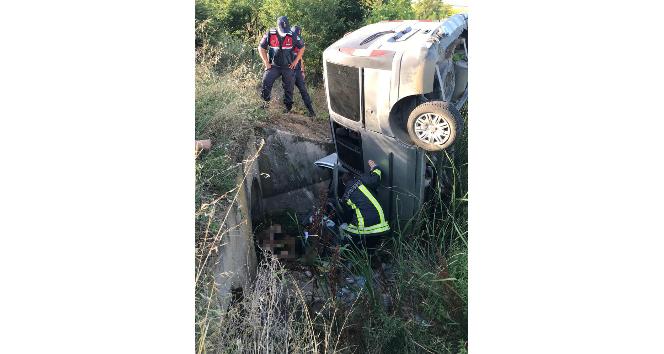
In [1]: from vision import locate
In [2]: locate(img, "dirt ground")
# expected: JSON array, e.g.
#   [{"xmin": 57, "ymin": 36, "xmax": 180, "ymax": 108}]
[
  {"xmin": 258, "ymin": 104, "xmax": 332, "ymax": 142},
  {"xmin": 258, "ymin": 79, "xmax": 332, "ymax": 142}
]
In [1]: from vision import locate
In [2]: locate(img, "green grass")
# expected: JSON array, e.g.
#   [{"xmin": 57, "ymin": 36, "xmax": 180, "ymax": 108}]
[
  {"xmin": 194, "ymin": 38, "xmax": 266, "ymax": 354},
  {"xmin": 336, "ymin": 104, "xmax": 468, "ymax": 353},
  {"xmin": 194, "ymin": 33, "xmax": 270, "ymax": 205},
  {"xmin": 195, "ymin": 65, "xmax": 265, "ymax": 145}
]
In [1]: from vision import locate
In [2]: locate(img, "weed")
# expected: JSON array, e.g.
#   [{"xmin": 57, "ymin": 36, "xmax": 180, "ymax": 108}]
[{"xmin": 331, "ymin": 103, "xmax": 468, "ymax": 353}]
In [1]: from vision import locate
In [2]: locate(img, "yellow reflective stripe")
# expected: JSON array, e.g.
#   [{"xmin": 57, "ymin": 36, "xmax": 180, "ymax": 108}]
[
  {"xmin": 371, "ymin": 168, "xmax": 382, "ymax": 178},
  {"xmin": 358, "ymin": 185, "xmax": 385, "ymax": 224},
  {"xmin": 344, "ymin": 183, "xmax": 390, "ymax": 235},
  {"xmin": 361, "ymin": 221, "xmax": 390, "ymax": 230},
  {"xmin": 363, "ymin": 223, "xmax": 390, "ymax": 234},
  {"xmin": 345, "ymin": 198, "xmax": 364, "ymax": 229},
  {"xmin": 344, "ymin": 222, "xmax": 390, "ymax": 235}
]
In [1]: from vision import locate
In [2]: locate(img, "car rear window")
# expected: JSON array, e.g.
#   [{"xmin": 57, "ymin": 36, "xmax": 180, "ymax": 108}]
[{"xmin": 327, "ymin": 62, "xmax": 361, "ymax": 122}]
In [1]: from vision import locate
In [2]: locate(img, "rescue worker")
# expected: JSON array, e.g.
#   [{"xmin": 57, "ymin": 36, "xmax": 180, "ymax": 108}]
[
  {"xmin": 258, "ymin": 16, "xmax": 305, "ymax": 113},
  {"xmin": 290, "ymin": 25, "xmax": 316, "ymax": 117},
  {"xmin": 339, "ymin": 160, "xmax": 390, "ymax": 251}
]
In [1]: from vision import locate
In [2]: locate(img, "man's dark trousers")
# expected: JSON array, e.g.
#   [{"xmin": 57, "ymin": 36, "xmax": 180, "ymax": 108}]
[
  {"xmin": 294, "ymin": 68, "xmax": 314, "ymax": 113},
  {"xmin": 261, "ymin": 66, "xmax": 295, "ymax": 110}
]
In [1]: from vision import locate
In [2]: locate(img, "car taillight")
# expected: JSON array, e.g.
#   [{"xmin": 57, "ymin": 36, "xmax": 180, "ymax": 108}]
[{"xmin": 339, "ymin": 48, "xmax": 393, "ymax": 57}]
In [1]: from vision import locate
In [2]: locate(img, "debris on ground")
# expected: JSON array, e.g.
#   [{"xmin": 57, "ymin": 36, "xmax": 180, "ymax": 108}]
[{"xmin": 195, "ymin": 139, "xmax": 212, "ymax": 154}]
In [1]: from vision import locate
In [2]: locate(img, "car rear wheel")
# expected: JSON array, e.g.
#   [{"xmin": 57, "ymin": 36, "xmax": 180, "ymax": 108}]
[{"xmin": 406, "ymin": 101, "xmax": 463, "ymax": 151}]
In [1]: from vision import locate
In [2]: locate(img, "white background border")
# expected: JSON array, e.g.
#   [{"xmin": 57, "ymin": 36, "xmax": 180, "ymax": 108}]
[
  {"xmin": 1, "ymin": 1, "xmax": 194, "ymax": 352},
  {"xmin": 1, "ymin": 0, "xmax": 663, "ymax": 353}
]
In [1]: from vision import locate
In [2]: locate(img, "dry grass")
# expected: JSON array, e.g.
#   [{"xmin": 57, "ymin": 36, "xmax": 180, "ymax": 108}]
[{"xmin": 196, "ymin": 252, "xmax": 358, "ymax": 354}]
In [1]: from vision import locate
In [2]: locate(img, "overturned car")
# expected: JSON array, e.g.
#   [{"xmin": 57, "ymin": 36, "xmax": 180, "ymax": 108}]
[{"xmin": 316, "ymin": 14, "xmax": 468, "ymax": 223}]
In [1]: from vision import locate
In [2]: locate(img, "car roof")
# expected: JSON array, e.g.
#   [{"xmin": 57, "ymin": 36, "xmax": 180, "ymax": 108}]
[{"xmin": 332, "ymin": 14, "xmax": 468, "ymax": 52}]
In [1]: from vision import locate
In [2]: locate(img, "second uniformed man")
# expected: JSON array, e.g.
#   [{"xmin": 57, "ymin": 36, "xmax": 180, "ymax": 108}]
[{"xmin": 290, "ymin": 25, "xmax": 315, "ymax": 117}]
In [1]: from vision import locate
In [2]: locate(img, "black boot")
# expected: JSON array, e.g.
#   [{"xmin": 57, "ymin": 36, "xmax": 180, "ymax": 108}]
[{"xmin": 306, "ymin": 104, "xmax": 316, "ymax": 118}]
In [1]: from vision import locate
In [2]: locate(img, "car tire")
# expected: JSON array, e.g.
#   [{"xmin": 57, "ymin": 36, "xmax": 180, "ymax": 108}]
[{"xmin": 406, "ymin": 101, "xmax": 463, "ymax": 151}]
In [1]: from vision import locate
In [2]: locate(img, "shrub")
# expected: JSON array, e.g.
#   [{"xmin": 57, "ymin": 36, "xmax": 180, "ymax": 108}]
[{"xmin": 364, "ymin": 0, "xmax": 415, "ymax": 23}]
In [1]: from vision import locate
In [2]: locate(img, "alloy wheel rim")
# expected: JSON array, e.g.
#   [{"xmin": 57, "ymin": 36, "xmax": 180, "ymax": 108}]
[{"xmin": 414, "ymin": 113, "xmax": 451, "ymax": 145}]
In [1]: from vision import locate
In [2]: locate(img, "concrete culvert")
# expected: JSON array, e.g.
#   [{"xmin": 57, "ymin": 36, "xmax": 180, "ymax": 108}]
[
  {"xmin": 255, "ymin": 127, "xmax": 334, "ymax": 217},
  {"xmin": 213, "ymin": 127, "xmax": 334, "ymax": 304}
]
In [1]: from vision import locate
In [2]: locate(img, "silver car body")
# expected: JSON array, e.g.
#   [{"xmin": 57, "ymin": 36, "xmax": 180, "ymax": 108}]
[{"xmin": 317, "ymin": 14, "xmax": 468, "ymax": 222}]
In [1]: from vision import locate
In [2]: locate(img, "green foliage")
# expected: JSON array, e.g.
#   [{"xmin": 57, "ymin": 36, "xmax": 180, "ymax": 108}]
[
  {"xmin": 195, "ymin": 0, "xmax": 371, "ymax": 80},
  {"xmin": 412, "ymin": 0, "xmax": 454, "ymax": 20},
  {"xmin": 196, "ymin": 146, "xmax": 236, "ymax": 201},
  {"xmin": 195, "ymin": 0, "xmax": 226, "ymax": 45},
  {"xmin": 365, "ymin": 0, "xmax": 415, "ymax": 23},
  {"xmin": 195, "ymin": 64, "xmax": 265, "ymax": 140},
  {"xmin": 195, "ymin": 36, "xmax": 268, "ymax": 206},
  {"xmin": 196, "ymin": 0, "xmax": 264, "ymax": 44},
  {"xmin": 225, "ymin": 0, "xmax": 263, "ymax": 38},
  {"xmin": 453, "ymin": 52, "xmax": 465, "ymax": 62},
  {"xmin": 196, "ymin": 0, "xmax": 466, "ymax": 76}
]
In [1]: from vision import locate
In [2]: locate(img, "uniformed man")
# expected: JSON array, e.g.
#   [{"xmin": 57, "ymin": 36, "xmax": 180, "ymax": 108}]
[
  {"xmin": 258, "ymin": 16, "xmax": 305, "ymax": 113},
  {"xmin": 290, "ymin": 25, "xmax": 315, "ymax": 117},
  {"xmin": 339, "ymin": 160, "xmax": 390, "ymax": 251}
]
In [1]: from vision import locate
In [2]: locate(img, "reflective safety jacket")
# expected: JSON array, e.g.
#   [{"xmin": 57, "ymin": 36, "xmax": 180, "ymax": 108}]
[
  {"xmin": 341, "ymin": 167, "xmax": 390, "ymax": 235},
  {"xmin": 259, "ymin": 29, "xmax": 304, "ymax": 67}
]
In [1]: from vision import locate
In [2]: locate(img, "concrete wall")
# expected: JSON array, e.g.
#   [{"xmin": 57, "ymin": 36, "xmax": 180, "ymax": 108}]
[
  {"xmin": 256, "ymin": 127, "xmax": 335, "ymax": 215},
  {"xmin": 214, "ymin": 127, "xmax": 334, "ymax": 304},
  {"xmin": 213, "ymin": 134, "xmax": 261, "ymax": 305}
]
